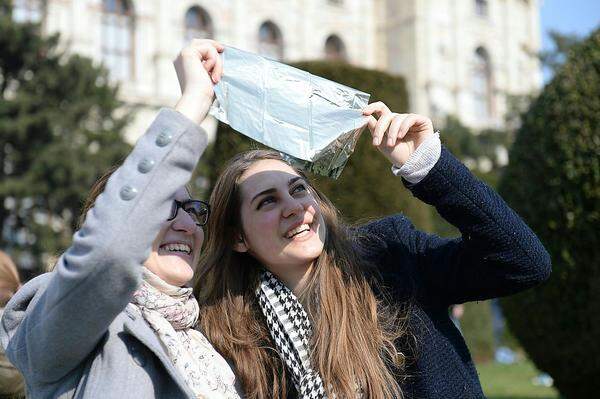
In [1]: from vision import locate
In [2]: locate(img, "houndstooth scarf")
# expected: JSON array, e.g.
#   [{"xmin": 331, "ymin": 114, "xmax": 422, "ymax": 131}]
[
  {"xmin": 256, "ymin": 270, "xmax": 327, "ymax": 399},
  {"xmin": 131, "ymin": 269, "xmax": 242, "ymax": 399}
]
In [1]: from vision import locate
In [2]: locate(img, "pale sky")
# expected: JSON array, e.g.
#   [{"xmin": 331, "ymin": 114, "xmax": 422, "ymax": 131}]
[{"xmin": 540, "ymin": 0, "xmax": 599, "ymax": 79}]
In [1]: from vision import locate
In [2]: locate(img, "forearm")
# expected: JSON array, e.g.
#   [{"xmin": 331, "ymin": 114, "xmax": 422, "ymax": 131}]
[
  {"xmin": 405, "ymin": 147, "xmax": 551, "ymax": 302},
  {"xmin": 175, "ymin": 93, "xmax": 213, "ymax": 126}
]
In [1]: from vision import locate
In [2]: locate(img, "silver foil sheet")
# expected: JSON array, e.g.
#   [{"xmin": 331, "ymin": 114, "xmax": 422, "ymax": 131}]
[{"xmin": 209, "ymin": 46, "xmax": 371, "ymax": 178}]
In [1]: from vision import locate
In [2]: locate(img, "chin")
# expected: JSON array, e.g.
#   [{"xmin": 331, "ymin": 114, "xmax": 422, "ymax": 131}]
[
  {"xmin": 301, "ymin": 239, "xmax": 324, "ymax": 257},
  {"xmin": 166, "ymin": 273, "xmax": 194, "ymax": 287},
  {"xmin": 160, "ymin": 259, "xmax": 194, "ymax": 286},
  {"xmin": 286, "ymin": 246, "xmax": 323, "ymax": 266}
]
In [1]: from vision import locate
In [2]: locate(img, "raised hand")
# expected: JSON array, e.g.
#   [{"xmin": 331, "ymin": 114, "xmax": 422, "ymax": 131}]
[
  {"xmin": 363, "ymin": 102, "xmax": 434, "ymax": 166},
  {"xmin": 174, "ymin": 39, "xmax": 225, "ymax": 125}
]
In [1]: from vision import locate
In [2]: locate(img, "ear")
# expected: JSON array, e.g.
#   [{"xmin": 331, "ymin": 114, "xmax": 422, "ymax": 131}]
[{"xmin": 232, "ymin": 234, "xmax": 249, "ymax": 253}]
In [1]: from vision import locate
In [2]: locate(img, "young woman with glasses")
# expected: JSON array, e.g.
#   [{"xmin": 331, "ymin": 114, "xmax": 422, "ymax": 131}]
[
  {"xmin": 1, "ymin": 40, "xmax": 243, "ymax": 398},
  {"xmin": 195, "ymin": 105, "xmax": 552, "ymax": 398}
]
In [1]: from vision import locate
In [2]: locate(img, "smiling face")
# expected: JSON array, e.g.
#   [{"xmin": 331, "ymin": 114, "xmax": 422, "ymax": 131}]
[
  {"xmin": 143, "ymin": 187, "xmax": 205, "ymax": 287},
  {"xmin": 234, "ymin": 159, "xmax": 326, "ymax": 290}
]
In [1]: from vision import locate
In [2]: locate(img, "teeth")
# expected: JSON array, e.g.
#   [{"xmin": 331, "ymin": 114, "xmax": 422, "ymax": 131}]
[
  {"xmin": 286, "ymin": 224, "xmax": 310, "ymax": 239},
  {"xmin": 160, "ymin": 243, "xmax": 192, "ymax": 255}
]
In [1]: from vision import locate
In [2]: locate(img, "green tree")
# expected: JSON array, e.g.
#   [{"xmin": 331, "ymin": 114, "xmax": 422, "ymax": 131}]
[
  {"xmin": 499, "ymin": 28, "xmax": 600, "ymax": 398},
  {"xmin": 0, "ymin": 2, "xmax": 131, "ymax": 276},
  {"xmin": 540, "ymin": 30, "xmax": 584, "ymax": 75},
  {"xmin": 200, "ymin": 61, "xmax": 433, "ymax": 229},
  {"xmin": 440, "ymin": 116, "xmax": 511, "ymax": 185}
]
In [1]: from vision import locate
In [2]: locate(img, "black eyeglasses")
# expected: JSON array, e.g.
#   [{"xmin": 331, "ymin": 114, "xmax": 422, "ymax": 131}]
[{"xmin": 167, "ymin": 199, "xmax": 210, "ymax": 226}]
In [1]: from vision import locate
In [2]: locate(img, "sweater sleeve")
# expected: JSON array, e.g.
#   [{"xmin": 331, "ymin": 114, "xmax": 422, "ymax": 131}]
[
  {"xmin": 2, "ymin": 108, "xmax": 208, "ymax": 383},
  {"xmin": 387, "ymin": 146, "xmax": 551, "ymax": 305},
  {"xmin": 391, "ymin": 132, "xmax": 441, "ymax": 184}
]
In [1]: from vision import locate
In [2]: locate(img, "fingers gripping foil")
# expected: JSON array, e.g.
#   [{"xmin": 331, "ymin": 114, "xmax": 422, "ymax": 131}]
[{"xmin": 209, "ymin": 46, "xmax": 371, "ymax": 179}]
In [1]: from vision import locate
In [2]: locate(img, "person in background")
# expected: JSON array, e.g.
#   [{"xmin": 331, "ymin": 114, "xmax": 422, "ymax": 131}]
[
  {"xmin": 490, "ymin": 298, "xmax": 522, "ymax": 367},
  {"xmin": 0, "ymin": 250, "xmax": 25, "ymax": 398},
  {"xmin": 450, "ymin": 304, "xmax": 465, "ymax": 334}
]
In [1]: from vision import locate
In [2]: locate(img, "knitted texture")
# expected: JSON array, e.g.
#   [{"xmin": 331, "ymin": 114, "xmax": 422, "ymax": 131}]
[{"xmin": 351, "ymin": 147, "xmax": 550, "ymax": 399}]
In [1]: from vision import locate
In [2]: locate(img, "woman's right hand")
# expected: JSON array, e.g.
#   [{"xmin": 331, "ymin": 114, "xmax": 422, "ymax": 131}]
[{"xmin": 174, "ymin": 39, "xmax": 224, "ymax": 125}]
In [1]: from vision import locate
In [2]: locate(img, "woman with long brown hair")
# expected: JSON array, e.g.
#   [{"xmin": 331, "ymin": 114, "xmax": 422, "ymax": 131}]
[{"xmin": 196, "ymin": 104, "xmax": 552, "ymax": 398}]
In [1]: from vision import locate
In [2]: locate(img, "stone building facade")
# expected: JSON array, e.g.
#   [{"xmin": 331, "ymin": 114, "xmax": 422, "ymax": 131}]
[
  {"xmin": 379, "ymin": 0, "xmax": 543, "ymax": 129},
  {"xmin": 12, "ymin": 0, "xmax": 542, "ymax": 141}
]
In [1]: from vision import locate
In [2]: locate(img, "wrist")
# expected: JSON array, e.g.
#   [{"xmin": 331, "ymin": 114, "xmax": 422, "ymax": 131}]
[
  {"xmin": 174, "ymin": 93, "xmax": 213, "ymax": 125},
  {"xmin": 391, "ymin": 132, "xmax": 441, "ymax": 184}
]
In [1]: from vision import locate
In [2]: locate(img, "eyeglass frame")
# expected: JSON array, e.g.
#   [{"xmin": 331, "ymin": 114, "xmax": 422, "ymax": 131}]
[{"xmin": 167, "ymin": 199, "xmax": 210, "ymax": 226}]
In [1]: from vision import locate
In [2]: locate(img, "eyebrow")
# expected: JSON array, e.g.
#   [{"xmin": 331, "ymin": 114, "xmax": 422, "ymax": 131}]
[{"xmin": 250, "ymin": 176, "xmax": 305, "ymax": 205}]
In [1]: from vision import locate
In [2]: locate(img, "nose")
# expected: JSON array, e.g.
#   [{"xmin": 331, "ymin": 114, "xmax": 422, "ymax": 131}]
[
  {"xmin": 170, "ymin": 209, "xmax": 197, "ymax": 234},
  {"xmin": 281, "ymin": 194, "xmax": 305, "ymax": 218}
]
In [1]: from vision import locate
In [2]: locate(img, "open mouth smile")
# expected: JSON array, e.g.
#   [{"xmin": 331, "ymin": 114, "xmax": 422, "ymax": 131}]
[
  {"xmin": 158, "ymin": 242, "xmax": 193, "ymax": 256},
  {"xmin": 284, "ymin": 223, "xmax": 312, "ymax": 239}
]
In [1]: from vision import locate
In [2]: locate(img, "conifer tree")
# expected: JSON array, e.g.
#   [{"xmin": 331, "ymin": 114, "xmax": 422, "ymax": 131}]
[{"xmin": 0, "ymin": 1, "xmax": 131, "ymax": 276}]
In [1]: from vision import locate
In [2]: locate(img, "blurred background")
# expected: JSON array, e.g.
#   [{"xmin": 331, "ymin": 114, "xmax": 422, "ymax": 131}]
[{"xmin": 1, "ymin": 1, "xmax": 598, "ymax": 398}]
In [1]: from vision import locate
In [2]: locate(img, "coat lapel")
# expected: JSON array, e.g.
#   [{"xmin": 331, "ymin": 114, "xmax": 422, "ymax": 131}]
[{"xmin": 122, "ymin": 307, "xmax": 195, "ymax": 398}]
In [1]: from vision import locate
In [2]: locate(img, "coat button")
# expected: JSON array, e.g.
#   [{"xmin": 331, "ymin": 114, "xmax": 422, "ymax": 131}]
[
  {"xmin": 119, "ymin": 185, "xmax": 138, "ymax": 201},
  {"xmin": 155, "ymin": 131, "xmax": 172, "ymax": 147},
  {"xmin": 137, "ymin": 158, "xmax": 155, "ymax": 174}
]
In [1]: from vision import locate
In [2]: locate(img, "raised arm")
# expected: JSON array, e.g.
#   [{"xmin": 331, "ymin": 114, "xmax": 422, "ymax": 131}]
[
  {"xmin": 1, "ymin": 40, "xmax": 223, "ymax": 383},
  {"xmin": 362, "ymin": 102, "xmax": 551, "ymax": 306}
]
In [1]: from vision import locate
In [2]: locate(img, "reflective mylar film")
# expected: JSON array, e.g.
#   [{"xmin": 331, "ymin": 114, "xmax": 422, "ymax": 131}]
[{"xmin": 209, "ymin": 46, "xmax": 371, "ymax": 178}]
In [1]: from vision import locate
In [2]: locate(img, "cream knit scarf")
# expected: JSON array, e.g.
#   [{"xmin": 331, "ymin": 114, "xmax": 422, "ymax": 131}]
[{"xmin": 131, "ymin": 269, "xmax": 242, "ymax": 399}]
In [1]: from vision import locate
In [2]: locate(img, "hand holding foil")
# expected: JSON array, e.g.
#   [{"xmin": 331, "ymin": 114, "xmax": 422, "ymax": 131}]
[{"xmin": 209, "ymin": 46, "xmax": 371, "ymax": 178}]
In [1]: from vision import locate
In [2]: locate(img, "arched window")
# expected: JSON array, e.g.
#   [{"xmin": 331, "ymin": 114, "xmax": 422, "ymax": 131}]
[
  {"xmin": 184, "ymin": 6, "xmax": 213, "ymax": 43},
  {"xmin": 258, "ymin": 21, "xmax": 283, "ymax": 61},
  {"xmin": 101, "ymin": 0, "xmax": 135, "ymax": 81},
  {"xmin": 475, "ymin": 0, "xmax": 488, "ymax": 17},
  {"xmin": 324, "ymin": 34, "xmax": 347, "ymax": 61},
  {"xmin": 11, "ymin": 0, "xmax": 44, "ymax": 24},
  {"xmin": 472, "ymin": 47, "xmax": 493, "ymax": 119}
]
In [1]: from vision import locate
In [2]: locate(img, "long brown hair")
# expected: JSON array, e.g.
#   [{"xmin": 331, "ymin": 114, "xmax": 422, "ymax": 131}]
[
  {"xmin": 78, "ymin": 165, "xmax": 120, "ymax": 229},
  {"xmin": 0, "ymin": 250, "xmax": 22, "ymax": 307},
  {"xmin": 196, "ymin": 150, "xmax": 409, "ymax": 399}
]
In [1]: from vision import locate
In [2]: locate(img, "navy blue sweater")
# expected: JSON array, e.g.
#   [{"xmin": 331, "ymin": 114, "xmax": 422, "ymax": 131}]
[{"xmin": 354, "ymin": 147, "xmax": 552, "ymax": 398}]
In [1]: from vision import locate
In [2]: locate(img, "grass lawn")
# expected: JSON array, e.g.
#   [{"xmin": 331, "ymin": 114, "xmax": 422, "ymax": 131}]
[{"xmin": 477, "ymin": 359, "xmax": 560, "ymax": 399}]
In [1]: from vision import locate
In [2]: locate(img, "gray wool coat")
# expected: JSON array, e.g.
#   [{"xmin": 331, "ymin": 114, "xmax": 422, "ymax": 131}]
[{"xmin": 1, "ymin": 109, "xmax": 209, "ymax": 398}]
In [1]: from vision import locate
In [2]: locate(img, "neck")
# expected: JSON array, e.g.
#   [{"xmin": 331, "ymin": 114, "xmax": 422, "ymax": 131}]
[{"xmin": 270, "ymin": 262, "xmax": 313, "ymax": 296}]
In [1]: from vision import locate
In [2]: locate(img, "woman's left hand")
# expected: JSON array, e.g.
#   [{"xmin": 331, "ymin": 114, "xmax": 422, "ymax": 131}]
[{"xmin": 363, "ymin": 102, "xmax": 434, "ymax": 166}]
